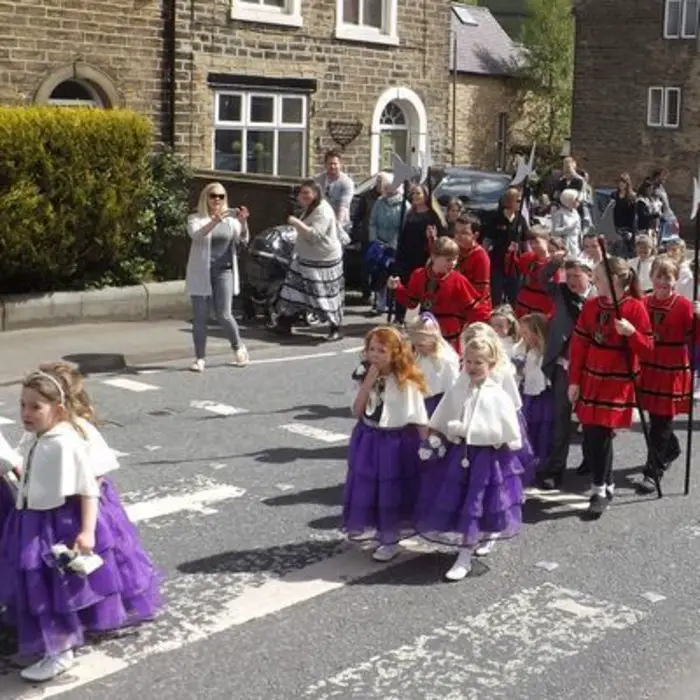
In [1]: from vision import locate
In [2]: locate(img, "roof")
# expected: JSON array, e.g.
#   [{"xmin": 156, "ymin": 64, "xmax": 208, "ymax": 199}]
[{"xmin": 450, "ymin": 4, "xmax": 523, "ymax": 77}]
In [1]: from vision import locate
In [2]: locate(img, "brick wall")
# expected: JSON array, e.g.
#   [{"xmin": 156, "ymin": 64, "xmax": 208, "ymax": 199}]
[
  {"xmin": 572, "ymin": 0, "xmax": 699, "ymax": 223},
  {"xmin": 449, "ymin": 74, "xmax": 520, "ymax": 170},
  {"xmin": 0, "ymin": 0, "xmax": 164, "ymax": 137},
  {"xmin": 172, "ymin": 0, "xmax": 451, "ymax": 180}
]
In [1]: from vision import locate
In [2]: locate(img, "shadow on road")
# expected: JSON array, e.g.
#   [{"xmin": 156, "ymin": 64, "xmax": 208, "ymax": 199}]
[{"xmin": 262, "ymin": 484, "xmax": 343, "ymax": 507}]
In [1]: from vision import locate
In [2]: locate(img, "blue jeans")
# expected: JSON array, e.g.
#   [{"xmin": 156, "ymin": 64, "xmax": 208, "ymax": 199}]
[{"xmin": 191, "ymin": 267, "xmax": 242, "ymax": 360}]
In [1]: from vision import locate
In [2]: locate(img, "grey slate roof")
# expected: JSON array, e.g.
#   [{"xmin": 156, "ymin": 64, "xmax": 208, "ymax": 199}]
[{"xmin": 450, "ymin": 4, "xmax": 523, "ymax": 77}]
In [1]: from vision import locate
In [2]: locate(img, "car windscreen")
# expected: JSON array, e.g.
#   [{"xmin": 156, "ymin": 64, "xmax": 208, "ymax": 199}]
[{"xmin": 434, "ymin": 173, "xmax": 510, "ymax": 207}]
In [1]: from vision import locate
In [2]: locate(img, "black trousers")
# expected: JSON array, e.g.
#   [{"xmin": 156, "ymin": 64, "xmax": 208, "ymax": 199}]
[
  {"xmin": 544, "ymin": 364, "xmax": 573, "ymax": 476},
  {"xmin": 646, "ymin": 414, "xmax": 680, "ymax": 475},
  {"xmin": 582, "ymin": 425, "xmax": 614, "ymax": 487}
]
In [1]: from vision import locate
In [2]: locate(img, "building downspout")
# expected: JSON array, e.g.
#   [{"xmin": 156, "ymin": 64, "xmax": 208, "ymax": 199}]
[{"xmin": 163, "ymin": 0, "xmax": 177, "ymax": 148}]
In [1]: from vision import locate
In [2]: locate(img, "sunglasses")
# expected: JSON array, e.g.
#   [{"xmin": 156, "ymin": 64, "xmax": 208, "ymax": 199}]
[{"xmin": 209, "ymin": 193, "xmax": 225, "ymax": 200}]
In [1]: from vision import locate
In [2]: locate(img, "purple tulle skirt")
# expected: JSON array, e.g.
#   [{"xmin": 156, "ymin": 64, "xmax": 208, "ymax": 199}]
[
  {"xmin": 424, "ymin": 393, "xmax": 444, "ymax": 417},
  {"xmin": 0, "ymin": 478, "xmax": 162, "ymax": 657},
  {"xmin": 513, "ymin": 409, "xmax": 536, "ymax": 488},
  {"xmin": 343, "ymin": 421, "xmax": 422, "ymax": 545},
  {"xmin": 522, "ymin": 390, "xmax": 554, "ymax": 467},
  {"xmin": 414, "ymin": 442, "xmax": 523, "ymax": 549}
]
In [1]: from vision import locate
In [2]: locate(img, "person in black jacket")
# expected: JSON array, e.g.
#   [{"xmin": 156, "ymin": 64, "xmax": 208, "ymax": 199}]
[
  {"xmin": 536, "ymin": 253, "xmax": 594, "ymax": 490},
  {"xmin": 351, "ymin": 174, "xmax": 383, "ymax": 301}
]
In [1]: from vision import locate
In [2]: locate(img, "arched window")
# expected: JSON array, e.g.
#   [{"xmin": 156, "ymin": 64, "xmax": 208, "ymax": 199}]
[
  {"xmin": 379, "ymin": 101, "xmax": 409, "ymax": 169},
  {"xmin": 48, "ymin": 79, "xmax": 103, "ymax": 107}
]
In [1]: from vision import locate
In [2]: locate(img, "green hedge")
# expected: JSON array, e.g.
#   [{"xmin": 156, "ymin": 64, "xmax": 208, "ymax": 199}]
[{"xmin": 0, "ymin": 107, "xmax": 154, "ymax": 294}]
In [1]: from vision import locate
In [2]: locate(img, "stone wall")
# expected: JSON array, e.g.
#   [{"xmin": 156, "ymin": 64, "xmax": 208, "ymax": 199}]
[
  {"xmin": 0, "ymin": 0, "xmax": 165, "ymax": 137},
  {"xmin": 572, "ymin": 0, "xmax": 699, "ymax": 221},
  {"xmin": 172, "ymin": 0, "xmax": 451, "ymax": 180}
]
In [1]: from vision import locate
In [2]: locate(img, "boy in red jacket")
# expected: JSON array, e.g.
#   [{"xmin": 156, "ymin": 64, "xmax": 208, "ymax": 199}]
[
  {"xmin": 388, "ymin": 237, "xmax": 478, "ymax": 349},
  {"xmin": 453, "ymin": 213, "xmax": 492, "ymax": 322},
  {"xmin": 506, "ymin": 226, "xmax": 558, "ymax": 318}
]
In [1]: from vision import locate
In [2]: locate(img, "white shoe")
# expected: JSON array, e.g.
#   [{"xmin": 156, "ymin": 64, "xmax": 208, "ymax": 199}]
[
  {"xmin": 475, "ymin": 535, "xmax": 498, "ymax": 557},
  {"xmin": 20, "ymin": 649, "xmax": 75, "ymax": 682},
  {"xmin": 232, "ymin": 346, "xmax": 249, "ymax": 366},
  {"xmin": 189, "ymin": 359, "xmax": 205, "ymax": 373},
  {"xmin": 372, "ymin": 544, "xmax": 399, "ymax": 562},
  {"xmin": 445, "ymin": 551, "xmax": 472, "ymax": 581}
]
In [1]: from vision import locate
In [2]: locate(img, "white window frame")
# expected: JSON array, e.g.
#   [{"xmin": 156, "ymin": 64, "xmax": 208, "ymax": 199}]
[
  {"xmin": 664, "ymin": 0, "xmax": 698, "ymax": 38},
  {"xmin": 212, "ymin": 91, "xmax": 308, "ymax": 177},
  {"xmin": 230, "ymin": 0, "xmax": 303, "ymax": 28},
  {"xmin": 334, "ymin": 0, "xmax": 399, "ymax": 46},
  {"xmin": 646, "ymin": 86, "xmax": 681, "ymax": 129}
]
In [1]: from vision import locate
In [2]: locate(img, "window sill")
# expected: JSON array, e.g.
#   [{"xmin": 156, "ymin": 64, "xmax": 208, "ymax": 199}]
[
  {"xmin": 646, "ymin": 124, "xmax": 680, "ymax": 130},
  {"xmin": 334, "ymin": 24, "xmax": 399, "ymax": 47},
  {"xmin": 230, "ymin": 6, "xmax": 303, "ymax": 28}
]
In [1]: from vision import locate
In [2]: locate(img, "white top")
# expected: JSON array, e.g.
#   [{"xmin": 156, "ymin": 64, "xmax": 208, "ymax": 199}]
[
  {"xmin": 416, "ymin": 342, "xmax": 460, "ymax": 398},
  {"xmin": 678, "ymin": 262, "xmax": 696, "ymax": 301},
  {"xmin": 185, "ymin": 214, "xmax": 247, "ymax": 297},
  {"xmin": 430, "ymin": 375, "xmax": 522, "ymax": 449},
  {"xmin": 522, "ymin": 349, "xmax": 548, "ymax": 396},
  {"xmin": 0, "ymin": 430, "xmax": 21, "ymax": 475},
  {"xmin": 500, "ymin": 337, "xmax": 525, "ymax": 362},
  {"xmin": 629, "ymin": 256, "xmax": 654, "ymax": 292},
  {"xmin": 552, "ymin": 207, "xmax": 582, "ymax": 258},
  {"xmin": 75, "ymin": 418, "xmax": 119, "ymax": 478},
  {"xmin": 352, "ymin": 369, "xmax": 428, "ymax": 428},
  {"xmin": 491, "ymin": 359, "xmax": 523, "ymax": 411},
  {"xmin": 15, "ymin": 422, "xmax": 100, "ymax": 511}
]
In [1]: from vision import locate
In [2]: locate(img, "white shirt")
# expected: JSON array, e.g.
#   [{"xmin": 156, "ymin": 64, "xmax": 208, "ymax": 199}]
[
  {"xmin": 430, "ymin": 375, "xmax": 522, "ymax": 450},
  {"xmin": 15, "ymin": 422, "xmax": 100, "ymax": 511},
  {"xmin": 629, "ymin": 256, "xmax": 654, "ymax": 292},
  {"xmin": 416, "ymin": 341, "xmax": 460, "ymax": 398},
  {"xmin": 491, "ymin": 359, "xmax": 523, "ymax": 411},
  {"xmin": 500, "ymin": 337, "xmax": 525, "ymax": 362},
  {"xmin": 185, "ymin": 214, "xmax": 246, "ymax": 297},
  {"xmin": 522, "ymin": 349, "xmax": 548, "ymax": 396}
]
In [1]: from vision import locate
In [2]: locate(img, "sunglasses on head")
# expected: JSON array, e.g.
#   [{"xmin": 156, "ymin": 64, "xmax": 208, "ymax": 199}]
[{"xmin": 209, "ymin": 193, "xmax": 225, "ymax": 200}]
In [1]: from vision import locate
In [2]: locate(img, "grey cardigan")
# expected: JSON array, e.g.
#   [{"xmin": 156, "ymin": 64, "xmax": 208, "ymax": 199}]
[
  {"xmin": 290, "ymin": 199, "xmax": 343, "ymax": 262},
  {"xmin": 539, "ymin": 260, "xmax": 591, "ymax": 379}
]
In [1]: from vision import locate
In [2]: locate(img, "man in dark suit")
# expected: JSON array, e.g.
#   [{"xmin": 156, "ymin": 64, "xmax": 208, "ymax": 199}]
[{"xmin": 537, "ymin": 254, "xmax": 594, "ymax": 489}]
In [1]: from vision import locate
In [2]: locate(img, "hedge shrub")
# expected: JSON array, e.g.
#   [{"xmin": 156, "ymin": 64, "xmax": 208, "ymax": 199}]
[{"xmin": 0, "ymin": 107, "xmax": 153, "ymax": 294}]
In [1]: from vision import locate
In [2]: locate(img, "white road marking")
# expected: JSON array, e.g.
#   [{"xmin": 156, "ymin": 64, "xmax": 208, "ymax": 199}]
[
  {"xmin": 342, "ymin": 345, "xmax": 364, "ymax": 354},
  {"xmin": 101, "ymin": 377, "xmax": 159, "ymax": 392},
  {"xmin": 525, "ymin": 488, "xmax": 589, "ymax": 512},
  {"xmin": 535, "ymin": 561, "xmax": 559, "ymax": 572},
  {"xmin": 642, "ymin": 592, "xmax": 667, "ymax": 604},
  {"xmin": 247, "ymin": 351, "xmax": 337, "ymax": 365},
  {"xmin": 123, "ymin": 479, "xmax": 246, "ymax": 523},
  {"xmin": 190, "ymin": 400, "xmax": 249, "ymax": 416},
  {"xmin": 110, "ymin": 449, "xmax": 129, "ymax": 459},
  {"xmin": 5, "ymin": 544, "xmax": 414, "ymax": 698},
  {"xmin": 136, "ymin": 369, "xmax": 161, "ymax": 375},
  {"xmin": 279, "ymin": 423, "xmax": 349, "ymax": 443},
  {"xmin": 303, "ymin": 583, "xmax": 646, "ymax": 698},
  {"xmin": 275, "ymin": 483, "xmax": 295, "ymax": 491},
  {"xmin": 0, "ymin": 417, "xmax": 14, "ymax": 425}
]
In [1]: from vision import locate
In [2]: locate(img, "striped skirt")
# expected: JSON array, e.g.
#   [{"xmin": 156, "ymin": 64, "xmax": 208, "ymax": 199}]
[{"xmin": 277, "ymin": 255, "xmax": 345, "ymax": 327}]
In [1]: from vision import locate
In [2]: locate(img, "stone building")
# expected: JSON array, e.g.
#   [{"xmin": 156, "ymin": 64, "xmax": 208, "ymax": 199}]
[
  {"xmin": 449, "ymin": 4, "xmax": 522, "ymax": 171},
  {"xmin": 571, "ymin": 0, "xmax": 699, "ymax": 221},
  {"xmin": 0, "ymin": 0, "xmax": 168, "ymax": 139},
  {"xmin": 172, "ymin": 0, "xmax": 452, "ymax": 180}
]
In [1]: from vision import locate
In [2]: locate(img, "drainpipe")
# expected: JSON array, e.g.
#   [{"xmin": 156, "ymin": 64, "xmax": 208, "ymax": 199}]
[{"xmin": 163, "ymin": 0, "xmax": 177, "ymax": 148}]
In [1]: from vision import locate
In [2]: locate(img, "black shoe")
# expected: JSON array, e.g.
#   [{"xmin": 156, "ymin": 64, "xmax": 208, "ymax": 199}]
[
  {"xmin": 586, "ymin": 494, "xmax": 609, "ymax": 519},
  {"xmin": 327, "ymin": 325, "xmax": 342, "ymax": 342},
  {"xmin": 575, "ymin": 461, "xmax": 590, "ymax": 476}
]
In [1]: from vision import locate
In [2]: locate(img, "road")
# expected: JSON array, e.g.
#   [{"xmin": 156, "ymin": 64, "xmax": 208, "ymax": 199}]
[{"xmin": 1, "ymin": 337, "xmax": 700, "ymax": 700}]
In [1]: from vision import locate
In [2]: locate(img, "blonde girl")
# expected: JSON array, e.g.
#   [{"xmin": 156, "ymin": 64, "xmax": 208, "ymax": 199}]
[{"xmin": 489, "ymin": 304, "xmax": 524, "ymax": 363}]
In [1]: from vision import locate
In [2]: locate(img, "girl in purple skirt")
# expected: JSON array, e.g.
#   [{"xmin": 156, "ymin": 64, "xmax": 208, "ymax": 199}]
[
  {"xmin": 344, "ymin": 326, "xmax": 429, "ymax": 562},
  {"xmin": 518, "ymin": 313, "xmax": 553, "ymax": 477},
  {"xmin": 0, "ymin": 366, "xmax": 161, "ymax": 683},
  {"xmin": 415, "ymin": 333, "xmax": 525, "ymax": 581},
  {"xmin": 407, "ymin": 313, "xmax": 460, "ymax": 417}
]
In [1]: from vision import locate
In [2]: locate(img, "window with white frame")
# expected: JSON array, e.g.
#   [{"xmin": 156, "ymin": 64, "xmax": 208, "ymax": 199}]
[
  {"xmin": 664, "ymin": 0, "xmax": 699, "ymax": 38},
  {"xmin": 213, "ymin": 92, "xmax": 307, "ymax": 177},
  {"xmin": 647, "ymin": 87, "xmax": 681, "ymax": 128},
  {"xmin": 335, "ymin": 0, "xmax": 398, "ymax": 46},
  {"xmin": 230, "ymin": 0, "xmax": 302, "ymax": 27}
]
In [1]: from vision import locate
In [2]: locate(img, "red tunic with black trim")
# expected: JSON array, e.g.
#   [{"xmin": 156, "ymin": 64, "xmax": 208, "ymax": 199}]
[
  {"xmin": 505, "ymin": 251, "xmax": 558, "ymax": 318},
  {"xmin": 569, "ymin": 295, "xmax": 654, "ymax": 428},
  {"xmin": 457, "ymin": 243, "xmax": 492, "ymax": 322},
  {"xmin": 393, "ymin": 266, "xmax": 479, "ymax": 349},
  {"xmin": 639, "ymin": 293, "xmax": 697, "ymax": 417}
]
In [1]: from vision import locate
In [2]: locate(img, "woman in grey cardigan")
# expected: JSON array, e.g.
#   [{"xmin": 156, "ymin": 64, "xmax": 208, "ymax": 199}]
[
  {"xmin": 186, "ymin": 182, "xmax": 250, "ymax": 372},
  {"xmin": 273, "ymin": 180, "xmax": 344, "ymax": 340}
]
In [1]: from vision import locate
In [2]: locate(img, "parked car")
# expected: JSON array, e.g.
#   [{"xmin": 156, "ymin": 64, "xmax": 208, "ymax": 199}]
[{"xmin": 433, "ymin": 168, "xmax": 513, "ymax": 226}]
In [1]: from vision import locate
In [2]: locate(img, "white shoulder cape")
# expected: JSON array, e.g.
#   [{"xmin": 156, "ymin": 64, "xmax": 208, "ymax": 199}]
[{"xmin": 416, "ymin": 341, "xmax": 460, "ymax": 398}]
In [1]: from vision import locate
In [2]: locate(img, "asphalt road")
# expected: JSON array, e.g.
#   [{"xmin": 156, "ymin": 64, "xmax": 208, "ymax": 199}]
[{"xmin": 1, "ymin": 338, "xmax": 700, "ymax": 700}]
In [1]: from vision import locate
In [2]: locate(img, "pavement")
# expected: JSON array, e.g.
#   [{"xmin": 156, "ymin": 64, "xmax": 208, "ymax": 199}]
[{"xmin": 1, "ymin": 314, "xmax": 700, "ymax": 699}]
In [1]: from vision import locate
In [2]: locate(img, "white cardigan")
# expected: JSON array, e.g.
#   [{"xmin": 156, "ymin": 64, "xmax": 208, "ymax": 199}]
[{"xmin": 185, "ymin": 214, "xmax": 248, "ymax": 297}]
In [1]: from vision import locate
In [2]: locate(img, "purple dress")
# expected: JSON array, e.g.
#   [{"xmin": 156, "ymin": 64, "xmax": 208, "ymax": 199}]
[
  {"xmin": 521, "ymin": 389, "xmax": 554, "ymax": 469},
  {"xmin": 414, "ymin": 440, "xmax": 523, "ymax": 548},
  {"xmin": 424, "ymin": 393, "xmax": 444, "ymax": 417},
  {"xmin": 0, "ymin": 479, "xmax": 162, "ymax": 658},
  {"xmin": 343, "ymin": 372, "xmax": 425, "ymax": 546}
]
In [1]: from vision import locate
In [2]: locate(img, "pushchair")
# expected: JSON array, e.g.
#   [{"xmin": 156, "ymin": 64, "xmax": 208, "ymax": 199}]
[{"xmin": 242, "ymin": 224, "xmax": 297, "ymax": 323}]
